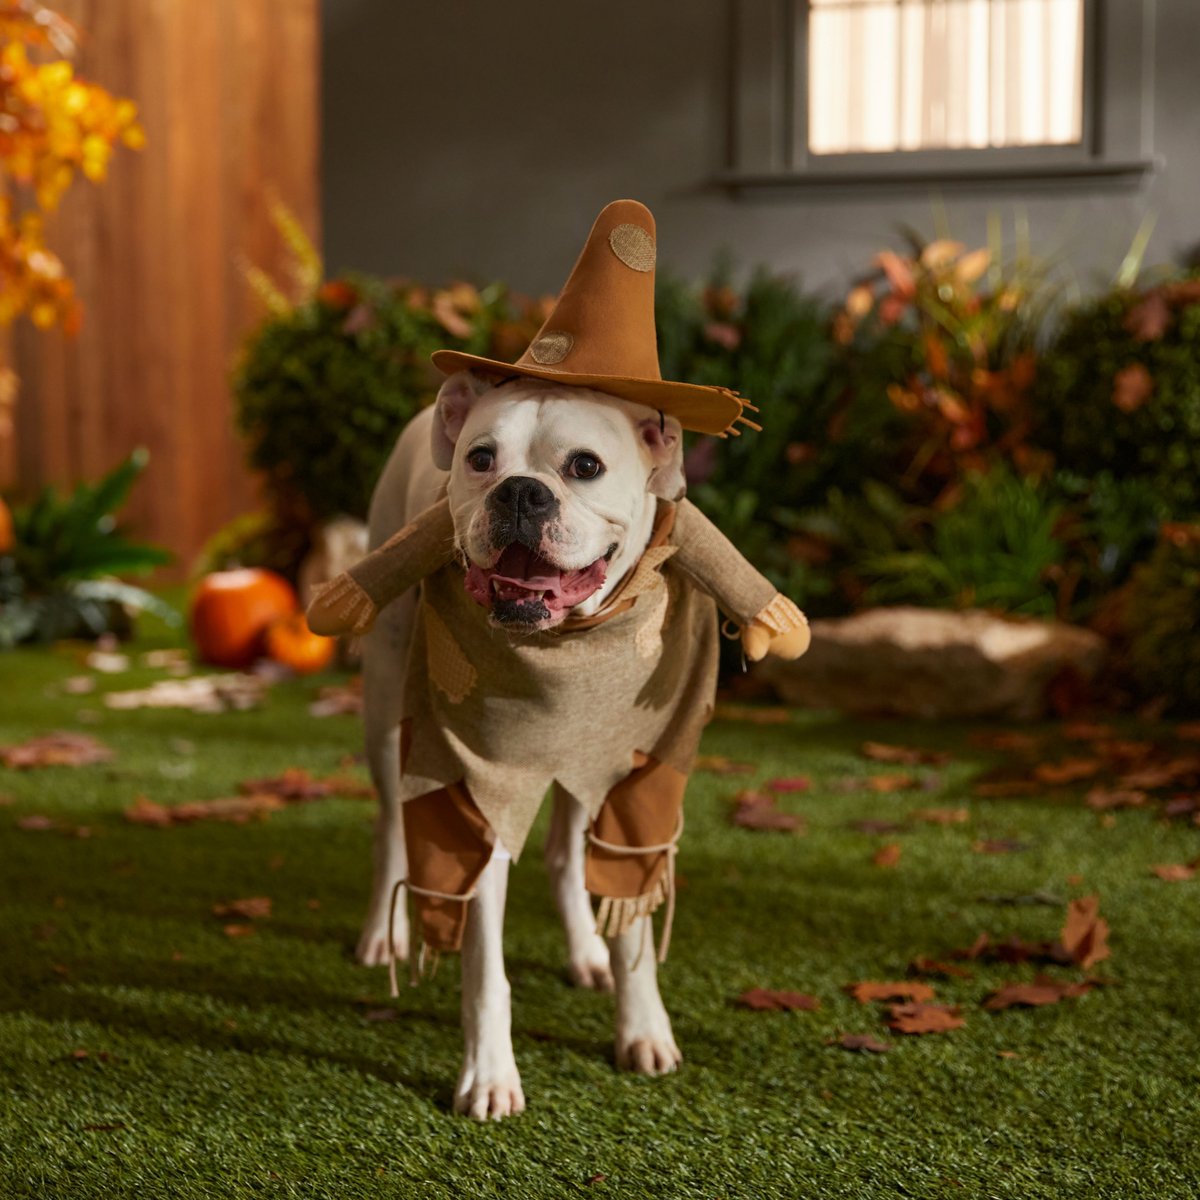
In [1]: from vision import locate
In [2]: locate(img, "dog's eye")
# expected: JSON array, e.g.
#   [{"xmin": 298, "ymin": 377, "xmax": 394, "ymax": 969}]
[
  {"xmin": 566, "ymin": 452, "xmax": 603, "ymax": 480},
  {"xmin": 466, "ymin": 447, "xmax": 495, "ymax": 473}
]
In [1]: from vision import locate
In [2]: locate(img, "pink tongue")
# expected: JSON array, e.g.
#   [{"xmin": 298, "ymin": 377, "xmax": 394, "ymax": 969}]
[
  {"xmin": 492, "ymin": 544, "xmax": 562, "ymax": 590},
  {"xmin": 462, "ymin": 544, "xmax": 608, "ymax": 614}
]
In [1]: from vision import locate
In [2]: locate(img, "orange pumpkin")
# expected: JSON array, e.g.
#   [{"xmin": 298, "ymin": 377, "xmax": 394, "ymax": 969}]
[
  {"xmin": 0, "ymin": 495, "xmax": 13, "ymax": 554},
  {"xmin": 265, "ymin": 611, "xmax": 336, "ymax": 675},
  {"xmin": 189, "ymin": 568, "xmax": 297, "ymax": 668}
]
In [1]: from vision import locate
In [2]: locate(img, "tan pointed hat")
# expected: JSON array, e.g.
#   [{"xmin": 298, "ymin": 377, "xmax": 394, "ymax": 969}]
[{"xmin": 431, "ymin": 199, "xmax": 759, "ymax": 437}]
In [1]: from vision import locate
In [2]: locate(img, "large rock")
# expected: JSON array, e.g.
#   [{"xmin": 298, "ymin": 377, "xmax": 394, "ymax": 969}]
[{"xmin": 760, "ymin": 606, "xmax": 1106, "ymax": 720}]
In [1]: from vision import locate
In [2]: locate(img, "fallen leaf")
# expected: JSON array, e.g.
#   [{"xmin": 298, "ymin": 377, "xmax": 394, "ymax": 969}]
[
  {"xmin": 309, "ymin": 679, "xmax": 363, "ymax": 717},
  {"xmin": 872, "ymin": 842, "xmax": 902, "ymax": 868},
  {"xmin": 1176, "ymin": 722, "xmax": 1200, "ymax": 741},
  {"xmin": 1061, "ymin": 895, "xmax": 1110, "ymax": 969},
  {"xmin": 969, "ymin": 730, "xmax": 1042, "ymax": 753},
  {"xmin": 850, "ymin": 818, "xmax": 909, "ymax": 835},
  {"xmin": 1085, "ymin": 787, "xmax": 1148, "ymax": 811},
  {"xmin": 212, "ymin": 897, "xmax": 272, "ymax": 920},
  {"xmin": 997, "ymin": 1050, "xmax": 1022, "ymax": 1059},
  {"xmin": 1061, "ymin": 722, "xmax": 1116, "ymax": 741},
  {"xmin": 1033, "ymin": 759, "xmax": 1102, "ymax": 785},
  {"xmin": 222, "ymin": 924, "xmax": 255, "ymax": 938},
  {"xmin": 731, "ymin": 788, "xmax": 775, "ymax": 809},
  {"xmin": 732, "ymin": 807, "xmax": 804, "ymax": 833},
  {"xmin": 847, "ymin": 981, "xmax": 935, "ymax": 1004},
  {"xmin": 124, "ymin": 793, "xmax": 286, "ymax": 827},
  {"xmin": 829, "ymin": 1033, "xmax": 891, "ymax": 1054},
  {"xmin": 736, "ymin": 988, "xmax": 820, "ymax": 1012},
  {"xmin": 886, "ymin": 1002, "xmax": 964, "ymax": 1034},
  {"xmin": 766, "ymin": 776, "xmax": 810, "ymax": 793},
  {"xmin": 1, "ymin": 732, "xmax": 113, "ymax": 769},
  {"xmin": 911, "ymin": 807, "xmax": 969, "ymax": 825},
  {"xmin": 62, "ymin": 675, "xmax": 96, "ymax": 695},
  {"xmin": 972, "ymin": 839, "xmax": 1030, "ymax": 855},
  {"xmin": 862, "ymin": 742, "xmax": 950, "ymax": 765},
  {"xmin": 867, "ymin": 774, "xmax": 920, "ymax": 793},
  {"xmin": 1125, "ymin": 290, "xmax": 1172, "ymax": 341},
  {"xmin": 983, "ymin": 974, "xmax": 1101, "ymax": 1011},
  {"xmin": 1120, "ymin": 758, "xmax": 1200, "ymax": 790},
  {"xmin": 695, "ymin": 755, "xmax": 756, "ymax": 776},
  {"xmin": 1151, "ymin": 863, "xmax": 1196, "ymax": 882},
  {"xmin": 17, "ymin": 814, "xmax": 56, "ymax": 831},
  {"xmin": 908, "ymin": 956, "xmax": 973, "ymax": 979}
]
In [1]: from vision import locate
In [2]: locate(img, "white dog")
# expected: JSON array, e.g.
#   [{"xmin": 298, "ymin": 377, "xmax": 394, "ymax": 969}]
[{"xmin": 355, "ymin": 373, "xmax": 688, "ymax": 1118}]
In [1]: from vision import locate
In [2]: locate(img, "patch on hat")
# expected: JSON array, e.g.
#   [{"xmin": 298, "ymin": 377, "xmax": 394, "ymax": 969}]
[
  {"xmin": 609, "ymin": 223, "xmax": 655, "ymax": 272},
  {"xmin": 529, "ymin": 330, "xmax": 574, "ymax": 365}
]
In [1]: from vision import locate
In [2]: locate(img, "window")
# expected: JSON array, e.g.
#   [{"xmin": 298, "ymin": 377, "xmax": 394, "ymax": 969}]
[{"xmin": 725, "ymin": 0, "xmax": 1155, "ymax": 189}]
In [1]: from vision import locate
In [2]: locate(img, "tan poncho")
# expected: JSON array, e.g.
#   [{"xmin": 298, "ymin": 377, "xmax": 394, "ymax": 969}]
[{"xmin": 313, "ymin": 496, "xmax": 805, "ymax": 957}]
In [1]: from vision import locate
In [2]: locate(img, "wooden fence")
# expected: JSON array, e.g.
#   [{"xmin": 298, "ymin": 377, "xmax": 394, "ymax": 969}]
[{"xmin": 2, "ymin": 0, "xmax": 320, "ymax": 573}]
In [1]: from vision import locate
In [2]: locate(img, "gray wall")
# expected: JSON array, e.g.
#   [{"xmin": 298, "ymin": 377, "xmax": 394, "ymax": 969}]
[{"xmin": 322, "ymin": 0, "xmax": 1198, "ymax": 301}]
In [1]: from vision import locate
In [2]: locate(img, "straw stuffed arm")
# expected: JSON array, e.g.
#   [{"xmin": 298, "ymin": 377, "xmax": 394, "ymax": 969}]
[
  {"xmin": 669, "ymin": 499, "xmax": 810, "ymax": 662},
  {"xmin": 305, "ymin": 497, "xmax": 458, "ymax": 636}
]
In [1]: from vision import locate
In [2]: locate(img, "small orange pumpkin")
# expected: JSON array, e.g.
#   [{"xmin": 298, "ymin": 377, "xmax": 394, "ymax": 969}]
[
  {"xmin": 190, "ymin": 568, "xmax": 297, "ymax": 668},
  {"xmin": 265, "ymin": 611, "xmax": 336, "ymax": 675}
]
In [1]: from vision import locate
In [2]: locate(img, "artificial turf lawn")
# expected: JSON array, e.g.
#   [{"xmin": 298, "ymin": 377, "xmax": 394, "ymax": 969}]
[{"xmin": 1, "ymin": 616, "xmax": 1198, "ymax": 1200}]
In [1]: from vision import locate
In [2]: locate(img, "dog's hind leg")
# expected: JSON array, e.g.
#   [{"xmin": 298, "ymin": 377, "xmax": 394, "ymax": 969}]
[
  {"xmin": 545, "ymin": 786, "xmax": 613, "ymax": 991},
  {"xmin": 356, "ymin": 590, "xmax": 416, "ymax": 966},
  {"xmin": 454, "ymin": 851, "xmax": 525, "ymax": 1120},
  {"xmin": 609, "ymin": 918, "xmax": 681, "ymax": 1075}
]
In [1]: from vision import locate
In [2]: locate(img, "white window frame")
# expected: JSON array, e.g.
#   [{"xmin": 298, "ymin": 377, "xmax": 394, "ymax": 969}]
[{"xmin": 723, "ymin": 0, "xmax": 1158, "ymax": 192}]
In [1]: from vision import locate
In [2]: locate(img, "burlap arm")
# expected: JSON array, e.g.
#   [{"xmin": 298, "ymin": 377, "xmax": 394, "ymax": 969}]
[
  {"xmin": 306, "ymin": 497, "xmax": 457, "ymax": 636},
  {"xmin": 670, "ymin": 499, "xmax": 784, "ymax": 626}
]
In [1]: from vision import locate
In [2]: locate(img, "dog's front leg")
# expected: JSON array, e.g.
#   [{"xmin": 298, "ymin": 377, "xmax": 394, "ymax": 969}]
[
  {"xmin": 545, "ymin": 787, "xmax": 613, "ymax": 991},
  {"xmin": 609, "ymin": 918, "xmax": 681, "ymax": 1075},
  {"xmin": 454, "ymin": 851, "xmax": 525, "ymax": 1120}
]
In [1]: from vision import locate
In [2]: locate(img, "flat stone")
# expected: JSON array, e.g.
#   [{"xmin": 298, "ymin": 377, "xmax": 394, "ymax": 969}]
[{"xmin": 759, "ymin": 606, "xmax": 1106, "ymax": 720}]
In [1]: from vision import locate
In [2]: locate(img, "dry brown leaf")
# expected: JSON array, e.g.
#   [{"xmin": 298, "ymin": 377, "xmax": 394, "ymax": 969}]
[
  {"xmin": 732, "ymin": 807, "xmax": 805, "ymax": 833},
  {"xmin": 1033, "ymin": 759, "xmax": 1102, "ymax": 785},
  {"xmin": 867, "ymin": 774, "xmax": 920, "ymax": 793},
  {"xmin": 872, "ymin": 842, "xmax": 902, "ymax": 868},
  {"xmin": 105, "ymin": 674, "xmax": 267, "ymax": 713},
  {"xmin": 982, "ymin": 981, "xmax": 1065, "ymax": 1011},
  {"xmin": 309, "ymin": 678, "xmax": 363, "ymax": 718},
  {"xmin": 1, "ymin": 732, "xmax": 113, "ymax": 769},
  {"xmin": 861, "ymin": 742, "xmax": 951, "ymax": 766},
  {"xmin": 766, "ymin": 776, "xmax": 811, "ymax": 793},
  {"xmin": 1085, "ymin": 787, "xmax": 1148, "ymax": 811},
  {"xmin": 1176, "ymin": 722, "xmax": 1200, "ymax": 741},
  {"xmin": 222, "ymin": 924, "xmax": 255, "ymax": 938},
  {"xmin": 886, "ymin": 1002, "xmax": 964, "ymax": 1035},
  {"xmin": 1061, "ymin": 895, "xmax": 1110, "ymax": 969},
  {"xmin": 736, "ymin": 988, "xmax": 820, "ymax": 1012},
  {"xmin": 829, "ymin": 1033, "xmax": 892, "ymax": 1054},
  {"xmin": 212, "ymin": 897, "xmax": 272, "ymax": 920},
  {"xmin": 1112, "ymin": 362, "xmax": 1154, "ymax": 412},
  {"xmin": 911, "ymin": 807, "xmax": 969, "ymax": 825},
  {"xmin": 1120, "ymin": 758, "xmax": 1200, "ymax": 790},
  {"xmin": 847, "ymin": 980, "xmax": 935, "ymax": 1004},
  {"xmin": 969, "ymin": 730, "xmax": 1042, "ymax": 753},
  {"xmin": 1061, "ymin": 722, "xmax": 1116, "ymax": 741},
  {"xmin": 1151, "ymin": 862, "xmax": 1196, "ymax": 882},
  {"xmin": 972, "ymin": 838, "xmax": 1030, "ymax": 855},
  {"xmin": 16, "ymin": 814, "xmax": 56, "ymax": 831},
  {"xmin": 908, "ymin": 956, "xmax": 973, "ymax": 979},
  {"xmin": 732, "ymin": 788, "xmax": 776, "ymax": 809},
  {"xmin": 124, "ymin": 793, "xmax": 286, "ymax": 827}
]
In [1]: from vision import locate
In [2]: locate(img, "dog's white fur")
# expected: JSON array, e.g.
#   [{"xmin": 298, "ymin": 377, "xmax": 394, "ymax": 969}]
[{"xmin": 359, "ymin": 373, "xmax": 685, "ymax": 1119}]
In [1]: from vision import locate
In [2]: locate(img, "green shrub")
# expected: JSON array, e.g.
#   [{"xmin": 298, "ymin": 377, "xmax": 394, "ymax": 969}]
[
  {"xmin": 234, "ymin": 277, "xmax": 541, "ymax": 523},
  {"xmin": 1128, "ymin": 524, "xmax": 1200, "ymax": 711},
  {"xmin": 858, "ymin": 466, "xmax": 1066, "ymax": 616},
  {"xmin": 1034, "ymin": 278, "xmax": 1200, "ymax": 516},
  {"xmin": 0, "ymin": 449, "xmax": 175, "ymax": 646}
]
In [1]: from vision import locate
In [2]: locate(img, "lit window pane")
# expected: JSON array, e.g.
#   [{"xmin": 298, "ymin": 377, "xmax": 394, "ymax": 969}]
[{"xmin": 808, "ymin": 0, "xmax": 1084, "ymax": 154}]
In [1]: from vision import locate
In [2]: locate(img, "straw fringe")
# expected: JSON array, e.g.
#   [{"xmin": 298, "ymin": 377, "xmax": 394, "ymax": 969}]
[{"xmin": 753, "ymin": 593, "xmax": 809, "ymax": 637}]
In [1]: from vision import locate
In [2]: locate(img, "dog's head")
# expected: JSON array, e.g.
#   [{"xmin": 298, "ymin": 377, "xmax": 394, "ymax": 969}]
[{"xmin": 432, "ymin": 371, "xmax": 685, "ymax": 632}]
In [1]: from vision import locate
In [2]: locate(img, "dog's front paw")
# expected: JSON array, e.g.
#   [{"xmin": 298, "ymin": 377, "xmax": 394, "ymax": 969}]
[
  {"xmin": 454, "ymin": 1061, "xmax": 526, "ymax": 1121},
  {"xmin": 615, "ymin": 1007, "xmax": 681, "ymax": 1075},
  {"xmin": 568, "ymin": 935, "xmax": 614, "ymax": 992}
]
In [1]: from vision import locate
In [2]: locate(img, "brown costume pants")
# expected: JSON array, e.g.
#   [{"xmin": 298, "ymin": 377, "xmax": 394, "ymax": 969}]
[{"xmin": 400, "ymin": 726, "xmax": 687, "ymax": 955}]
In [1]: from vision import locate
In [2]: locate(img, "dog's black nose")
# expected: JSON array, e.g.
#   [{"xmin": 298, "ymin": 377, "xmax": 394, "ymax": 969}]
[{"xmin": 492, "ymin": 476, "xmax": 555, "ymax": 518}]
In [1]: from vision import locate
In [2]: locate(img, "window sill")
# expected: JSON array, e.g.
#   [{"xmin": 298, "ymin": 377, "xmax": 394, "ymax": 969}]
[{"xmin": 715, "ymin": 156, "xmax": 1160, "ymax": 196}]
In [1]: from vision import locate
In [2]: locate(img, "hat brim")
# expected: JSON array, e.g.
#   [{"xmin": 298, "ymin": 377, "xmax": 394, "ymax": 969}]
[{"xmin": 430, "ymin": 349, "xmax": 747, "ymax": 437}]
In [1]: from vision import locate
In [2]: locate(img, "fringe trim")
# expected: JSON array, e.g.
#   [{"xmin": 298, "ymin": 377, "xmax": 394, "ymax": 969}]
[
  {"xmin": 752, "ymin": 593, "xmax": 809, "ymax": 637},
  {"xmin": 308, "ymin": 573, "xmax": 379, "ymax": 636},
  {"xmin": 594, "ymin": 871, "xmax": 670, "ymax": 941}
]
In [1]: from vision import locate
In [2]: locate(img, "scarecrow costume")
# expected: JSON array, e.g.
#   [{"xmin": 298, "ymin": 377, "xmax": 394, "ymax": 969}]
[{"xmin": 309, "ymin": 200, "xmax": 808, "ymax": 973}]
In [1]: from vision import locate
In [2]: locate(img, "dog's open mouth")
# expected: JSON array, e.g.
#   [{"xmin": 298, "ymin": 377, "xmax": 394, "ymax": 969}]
[{"xmin": 463, "ymin": 544, "xmax": 608, "ymax": 626}]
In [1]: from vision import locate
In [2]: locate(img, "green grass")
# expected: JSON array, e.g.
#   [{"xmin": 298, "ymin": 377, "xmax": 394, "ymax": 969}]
[{"xmin": 2, "ymin": 613, "xmax": 1198, "ymax": 1199}]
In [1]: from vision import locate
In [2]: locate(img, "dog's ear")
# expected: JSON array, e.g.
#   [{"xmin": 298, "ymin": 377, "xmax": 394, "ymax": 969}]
[
  {"xmin": 431, "ymin": 371, "xmax": 490, "ymax": 470},
  {"xmin": 639, "ymin": 414, "xmax": 686, "ymax": 501}
]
